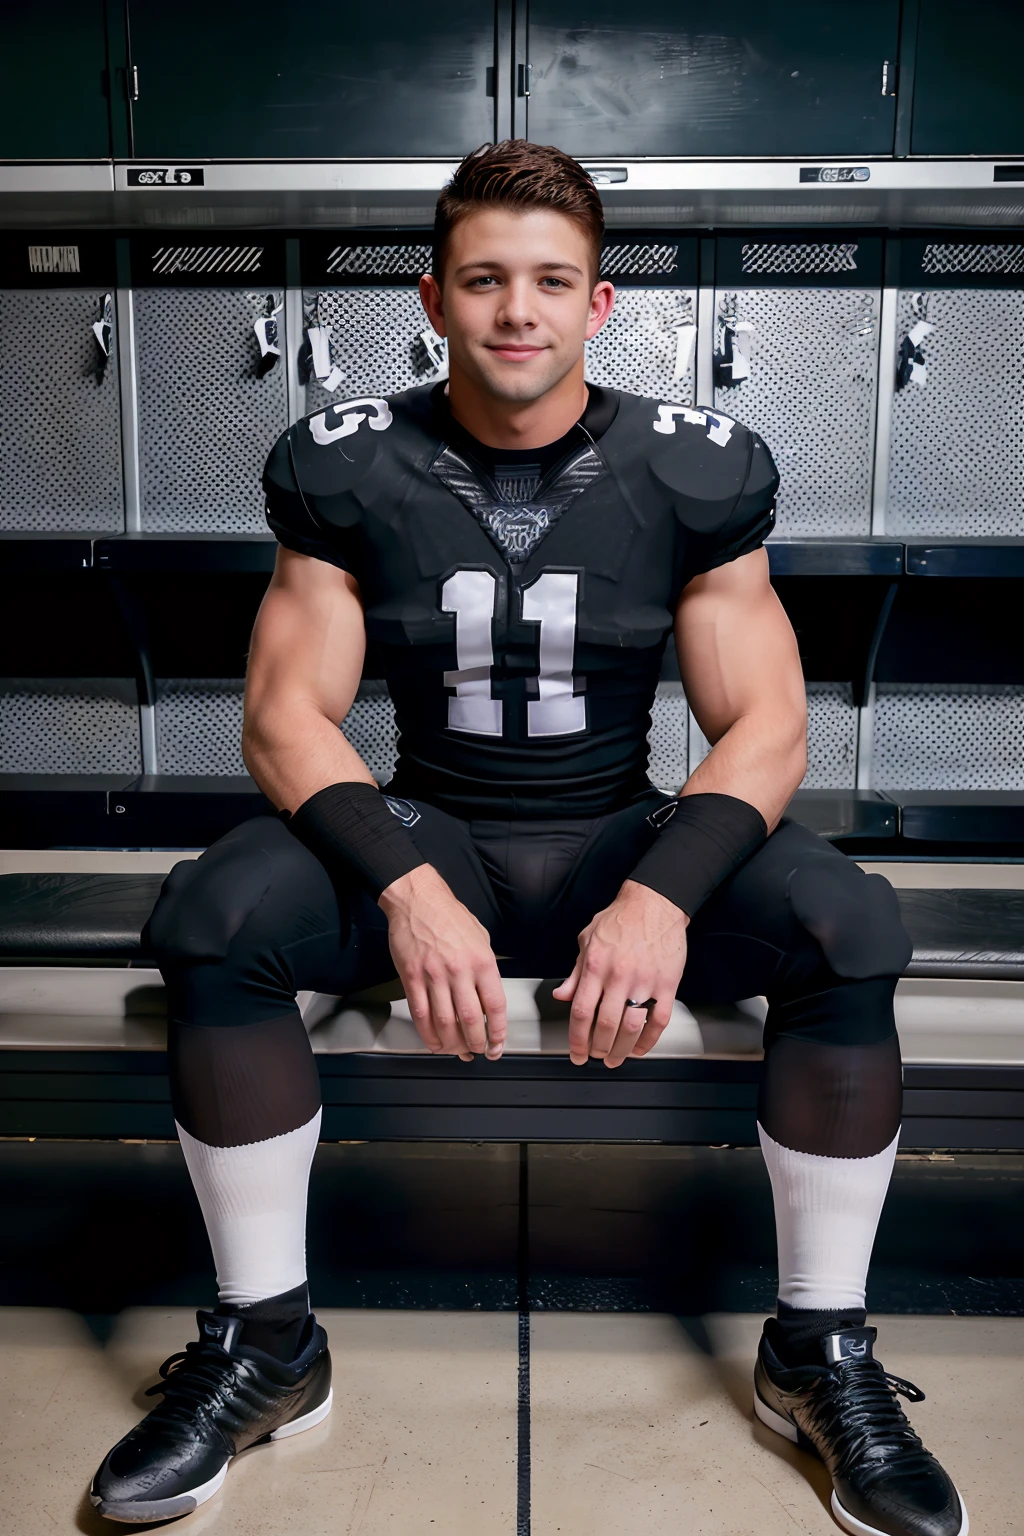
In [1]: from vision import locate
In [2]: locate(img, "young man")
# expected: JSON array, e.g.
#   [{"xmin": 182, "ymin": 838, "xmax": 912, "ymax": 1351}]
[{"xmin": 91, "ymin": 142, "xmax": 965, "ymax": 1536}]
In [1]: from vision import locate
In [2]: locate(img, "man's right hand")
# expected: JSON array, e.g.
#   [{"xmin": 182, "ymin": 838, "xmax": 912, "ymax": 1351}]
[{"xmin": 378, "ymin": 865, "xmax": 507, "ymax": 1062}]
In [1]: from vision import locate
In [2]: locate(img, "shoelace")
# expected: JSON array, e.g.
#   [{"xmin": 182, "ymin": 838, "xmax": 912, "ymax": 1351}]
[
  {"xmin": 811, "ymin": 1359, "xmax": 932, "ymax": 1481},
  {"xmin": 143, "ymin": 1340, "xmax": 250, "ymax": 1432}
]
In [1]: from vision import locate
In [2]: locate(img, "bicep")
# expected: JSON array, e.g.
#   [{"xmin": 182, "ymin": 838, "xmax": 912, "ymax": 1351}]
[
  {"xmin": 673, "ymin": 547, "xmax": 805, "ymax": 745},
  {"xmin": 245, "ymin": 546, "xmax": 367, "ymax": 731}
]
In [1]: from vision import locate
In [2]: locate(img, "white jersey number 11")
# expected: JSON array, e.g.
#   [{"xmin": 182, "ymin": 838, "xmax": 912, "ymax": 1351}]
[{"xmin": 440, "ymin": 568, "xmax": 586, "ymax": 739}]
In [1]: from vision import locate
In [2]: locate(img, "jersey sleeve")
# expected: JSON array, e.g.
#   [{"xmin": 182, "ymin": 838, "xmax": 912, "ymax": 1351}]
[
  {"xmin": 262, "ymin": 428, "xmax": 354, "ymax": 573},
  {"xmin": 685, "ymin": 424, "xmax": 779, "ymax": 577}
]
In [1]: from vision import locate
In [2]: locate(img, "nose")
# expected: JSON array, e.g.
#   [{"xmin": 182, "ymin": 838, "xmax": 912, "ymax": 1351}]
[{"xmin": 494, "ymin": 276, "xmax": 538, "ymax": 332}]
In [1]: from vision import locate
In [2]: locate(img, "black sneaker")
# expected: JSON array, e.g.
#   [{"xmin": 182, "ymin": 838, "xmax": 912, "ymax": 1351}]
[
  {"xmin": 754, "ymin": 1322, "xmax": 967, "ymax": 1536},
  {"xmin": 90, "ymin": 1310, "xmax": 332, "ymax": 1523}
]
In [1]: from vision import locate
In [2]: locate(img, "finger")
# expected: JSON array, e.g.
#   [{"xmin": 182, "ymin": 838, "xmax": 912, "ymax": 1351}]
[
  {"xmin": 590, "ymin": 979, "xmax": 633, "ymax": 1061},
  {"xmin": 630, "ymin": 993, "xmax": 675, "ymax": 1058},
  {"xmin": 426, "ymin": 975, "xmax": 472, "ymax": 1061},
  {"xmin": 604, "ymin": 1000, "xmax": 650, "ymax": 1069},
  {"xmin": 551, "ymin": 951, "xmax": 583, "ymax": 1001},
  {"xmin": 567, "ymin": 963, "xmax": 603, "ymax": 1065},
  {"xmin": 477, "ymin": 969, "xmax": 508, "ymax": 1060},
  {"xmin": 451, "ymin": 975, "xmax": 488, "ymax": 1056},
  {"xmin": 404, "ymin": 979, "xmax": 443, "ymax": 1052}
]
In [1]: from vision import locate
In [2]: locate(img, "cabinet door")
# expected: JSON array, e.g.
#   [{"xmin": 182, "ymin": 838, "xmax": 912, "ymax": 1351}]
[
  {"xmin": 126, "ymin": 0, "xmax": 495, "ymax": 159},
  {"xmin": 911, "ymin": 0, "xmax": 1024, "ymax": 155},
  {"xmin": 0, "ymin": 0, "xmax": 110, "ymax": 158},
  {"xmin": 526, "ymin": 1, "xmax": 899, "ymax": 158}
]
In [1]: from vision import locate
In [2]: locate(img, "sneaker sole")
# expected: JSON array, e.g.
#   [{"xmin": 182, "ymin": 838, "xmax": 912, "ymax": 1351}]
[
  {"xmin": 90, "ymin": 1388, "xmax": 333, "ymax": 1524},
  {"xmin": 753, "ymin": 1390, "xmax": 970, "ymax": 1536}
]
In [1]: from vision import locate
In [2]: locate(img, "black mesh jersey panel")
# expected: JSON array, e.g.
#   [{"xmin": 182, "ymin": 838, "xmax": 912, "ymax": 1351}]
[{"xmin": 264, "ymin": 386, "xmax": 779, "ymax": 818}]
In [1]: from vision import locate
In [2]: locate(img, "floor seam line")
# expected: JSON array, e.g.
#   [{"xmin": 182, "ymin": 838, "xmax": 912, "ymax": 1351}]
[{"xmin": 517, "ymin": 1141, "xmax": 531, "ymax": 1536}]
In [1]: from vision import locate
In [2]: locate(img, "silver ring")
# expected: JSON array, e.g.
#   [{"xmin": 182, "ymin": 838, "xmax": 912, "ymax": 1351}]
[{"xmin": 625, "ymin": 997, "xmax": 650, "ymax": 1009}]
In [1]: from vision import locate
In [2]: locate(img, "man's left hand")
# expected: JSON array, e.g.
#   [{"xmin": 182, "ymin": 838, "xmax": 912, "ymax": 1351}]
[{"xmin": 551, "ymin": 879, "xmax": 689, "ymax": 1068}]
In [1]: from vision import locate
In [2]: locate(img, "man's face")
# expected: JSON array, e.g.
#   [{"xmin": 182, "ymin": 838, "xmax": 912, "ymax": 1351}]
[{"xmin": 420, "ymin": 206, "xmax": 614, "ymax": 405}]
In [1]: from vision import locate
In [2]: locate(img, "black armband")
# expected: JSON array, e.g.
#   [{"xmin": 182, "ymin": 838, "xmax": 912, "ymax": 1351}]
[
  {"xmin": 281, "ymin": 781, "xmax": 427, "ymax": 900},
  {"xmin": 627, "ymin": 792, "xmax": 767, "ymax": 918}
]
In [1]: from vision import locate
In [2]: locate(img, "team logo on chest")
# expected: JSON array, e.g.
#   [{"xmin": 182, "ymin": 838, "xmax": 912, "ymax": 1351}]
[{"xmin": 431, "ymin": 442, "xmax": 606, "ymax": 565}]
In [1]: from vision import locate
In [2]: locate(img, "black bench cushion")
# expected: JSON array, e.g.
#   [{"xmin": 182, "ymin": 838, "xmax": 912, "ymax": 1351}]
[
  {"xmin": 898, "ymin": 888, "xmax": 1024, "ymax": 980},
  {"xmin": 0, "ymin": 873, "xmax": 1023, "ymax": 980},
  {"xmin": 0, "ymin": 873, "xmax": 166, "ymax": 960}
]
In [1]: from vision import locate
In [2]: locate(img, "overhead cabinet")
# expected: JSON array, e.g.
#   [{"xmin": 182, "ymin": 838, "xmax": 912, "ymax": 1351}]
[
  {"xmin": 0, "ymin": 0, "xmax": 111, "ymax": 160},
  {"xmin": 525, "ymin": 0, "xmax": 901, "ymax": 158},
  {"xmin": 123, "ymin": 0, "xmax": 496, "ymax": 160},
  {"xmin": 910, "ymin": 0, "xmax": 1024, "ymax": 156}
]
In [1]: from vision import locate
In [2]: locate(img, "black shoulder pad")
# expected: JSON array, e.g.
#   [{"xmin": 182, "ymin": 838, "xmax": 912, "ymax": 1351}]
[
  {"xmin": 646, "ymin": 404, "xmax": 753, "ymax": 534},
  {"xmin": 289, "ymin": 395, "xmax": 395, "ymax": 503}
]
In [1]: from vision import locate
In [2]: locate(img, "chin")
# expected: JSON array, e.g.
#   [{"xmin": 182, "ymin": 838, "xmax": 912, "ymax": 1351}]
[{"xmin": 478, "ymin": 359, "xmax": 572, "ymax": 405}]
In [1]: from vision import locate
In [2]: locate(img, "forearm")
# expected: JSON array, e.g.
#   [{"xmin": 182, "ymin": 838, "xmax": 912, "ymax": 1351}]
[
  {"xmin": 242, "ymin": 699, "xmax": 377, "ymax": 813},
  {"xmin": 683, "ymin": 706, "xmax": 806, "ymax": 834}
]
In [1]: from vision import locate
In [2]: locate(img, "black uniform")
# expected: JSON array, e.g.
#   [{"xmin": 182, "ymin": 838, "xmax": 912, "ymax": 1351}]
[
  {"xmin": 263, "ymin": 383, "xmax": 778, "ymax": 817},
  {"xmin": 148, "ymin": 382, "xmax": 907, "ymax": 1157}
]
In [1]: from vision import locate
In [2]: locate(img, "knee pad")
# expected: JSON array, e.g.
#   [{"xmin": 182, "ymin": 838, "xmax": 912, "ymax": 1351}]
[
  {"xmin": 142, "ymin": 822, "xmax": 275, "ymax": 964},
  {"xmin": 787, "ymin": 857, "xmax": 911, "ymax": 982},
  {"xmin": 767, "ymin": 973, "xmax": 898, "ymax": 1048}
]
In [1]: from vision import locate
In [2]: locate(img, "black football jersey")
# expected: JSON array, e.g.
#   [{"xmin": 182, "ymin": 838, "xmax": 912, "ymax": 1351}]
[{"xmin": 263, "ymin": 385, "xmax": 779, "ymax": 819}]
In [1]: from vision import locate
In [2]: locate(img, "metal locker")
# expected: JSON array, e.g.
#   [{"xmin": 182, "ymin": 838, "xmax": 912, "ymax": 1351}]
[
  {"xmin": 886, "ymin": 236, "xmax": 1024, "ymax": 537},
  {"xmin": 130, "ymin": 237, "xmax": 289, "ymax": 533},
  {"xmin": 0, "ymin": 235, "xmax": 123, "ymax": 533}
]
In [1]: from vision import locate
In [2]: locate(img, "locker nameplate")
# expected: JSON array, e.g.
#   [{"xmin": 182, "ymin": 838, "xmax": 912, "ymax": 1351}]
[{"xmin": 127, "ymin": 167, "xmax": 206, "ymax": 187}]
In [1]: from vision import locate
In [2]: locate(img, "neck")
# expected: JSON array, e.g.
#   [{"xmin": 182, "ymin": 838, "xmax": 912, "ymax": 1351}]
[{"xmin": 445, "ymin": 360, "xmax": 588, "ymax": 449}]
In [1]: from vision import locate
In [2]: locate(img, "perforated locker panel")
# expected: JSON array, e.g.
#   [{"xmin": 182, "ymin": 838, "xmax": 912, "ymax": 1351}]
[
  {"xmin": 803, "ymin": 682, "xmax": 858, "ymax": 789},
  {"xmin": 871, "ymin": 684, "xmax": 1024, "ymax": 791},
  {"xmin": 646, "ymin": 682, "xmax": 688, "ymax": 793},
  {"xmin": 684, "ymin": 682, "xmax": 857, "ymax": 791},
  {"xmin": 302, "ymin": 287, "xmax": 697, "ymax": 411},
  {"xmin": 714, "ymin": 288, "xmax": 879, "ymax": 536},
  {"xmin": 155, "ymin": 680, "xmax": 246, "ymax": 775},
  {"xmin": 155, "ymin": 679, "xmax": 398, "ymax": 783},
  {"xmin": 887, "ymin": 288, "xmax": 1024, "ymax": 535},
  {"xmin": 0, "ymin": 679, "xmax": 141, "ymax": 774},
  {"xmin": 585, "ymin": 289, "xmax": 696, "ymax": 403},
  {"xmin": 303, "ymin": 289, "xmax": 446, "ymax": 410},
  {"xmin": 0, "ymin": 291, "xmax": 122, "ymax": 531},
  {"xmin": 135, "ymin": 288, "xmax": 288, "ymax": 532},
  {"xmin": 340, "ymin": 685, "xmax": 398, "ymax": 785}
]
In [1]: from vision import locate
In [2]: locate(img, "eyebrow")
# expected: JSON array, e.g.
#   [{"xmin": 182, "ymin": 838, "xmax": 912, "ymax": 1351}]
[{"xmin": 453, "ymin": 259, "xmax": 585, "ymax": 278}]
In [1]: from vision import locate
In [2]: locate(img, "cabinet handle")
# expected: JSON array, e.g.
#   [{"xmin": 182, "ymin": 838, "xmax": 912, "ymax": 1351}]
[
  {"xmin": 518, "ymin": 62, "xmax": 532, "ymax": 98},
  {"xmin": 131, "ymin": 64, "xmax": 140, "ymax": 103},
  {"xmin": 880, "ymin": 60, "xmax": 896, "ymax": 98}
]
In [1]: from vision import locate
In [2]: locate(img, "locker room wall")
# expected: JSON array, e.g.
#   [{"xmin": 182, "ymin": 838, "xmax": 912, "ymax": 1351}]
[{"xmin": 1, "ymin": 226, "xmax": 1023, "ymax": 838}]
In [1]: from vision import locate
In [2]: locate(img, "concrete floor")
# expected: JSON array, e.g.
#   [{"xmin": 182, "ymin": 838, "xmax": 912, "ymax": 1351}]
[{"xmin": 0, "ymin": 1306, "xmax": 1019, "ymax": 1535}]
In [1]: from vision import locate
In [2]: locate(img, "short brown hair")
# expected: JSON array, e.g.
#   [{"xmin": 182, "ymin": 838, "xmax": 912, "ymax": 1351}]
[{"xmin": 432, "ymin": 139, "xmax": 604, "ymax": 283}]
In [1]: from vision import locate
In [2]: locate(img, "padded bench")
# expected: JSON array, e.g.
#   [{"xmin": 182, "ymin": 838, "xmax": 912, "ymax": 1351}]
[{"xmin": 0, "ymin": 872, "xmax": 1023, "ymax": 1147}]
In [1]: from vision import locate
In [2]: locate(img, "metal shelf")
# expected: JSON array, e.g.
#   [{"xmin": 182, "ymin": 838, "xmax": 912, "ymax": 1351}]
[
  {"xmin": 900, "ymin": 792, "xmax": 1024, "ymax": 844},
  {"xmin": 768, "ymin": 540, "xmax": 903, "ymax": 577},
  {"xmin": 904, "ymin": 540, "xmax": 1024, "ymax": 578},
  {"xmin": 95, "ymin": 533, "xmax": 278, "ymax": 574},
  {"xmin": 2, "ymin": 159, "xmax": 1022, "ymax": 229},
  {"xmin": 787, "ymin": 789, "xmax": 898, "ymax": 841}
]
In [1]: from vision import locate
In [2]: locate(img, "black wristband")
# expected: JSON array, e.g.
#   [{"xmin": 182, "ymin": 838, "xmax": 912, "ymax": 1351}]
[
  {"xmin": 281, "ymin": 781, "xmax": 428, "ymax": 900},
  {"xmin": 627, "ymin": 792, "xmax": 767, "ymax": 918}
]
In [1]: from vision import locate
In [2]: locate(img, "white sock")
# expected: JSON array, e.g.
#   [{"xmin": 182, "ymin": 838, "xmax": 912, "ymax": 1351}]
[
  {"xmin": 176, "ymin": 1110, "xmax": 321, "ymax": 1305},
  {"xmin": 757, "ymin": 1122, "xmax": 899, "ymax": 1311}
]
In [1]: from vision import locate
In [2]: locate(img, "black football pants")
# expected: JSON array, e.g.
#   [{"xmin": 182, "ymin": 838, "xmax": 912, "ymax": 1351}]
[{"xmin": 147, "ymin": 784, "xmax": 909, "ymax": 1160}]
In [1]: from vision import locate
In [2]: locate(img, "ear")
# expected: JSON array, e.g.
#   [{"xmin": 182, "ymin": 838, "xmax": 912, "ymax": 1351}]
[
  {"xmin": 419, "ymin": 272, "xmax": 447, "ymax": 337},
  {"xmin": 585, "ymin": 279, "xmax": 615, "ymax": 341}
]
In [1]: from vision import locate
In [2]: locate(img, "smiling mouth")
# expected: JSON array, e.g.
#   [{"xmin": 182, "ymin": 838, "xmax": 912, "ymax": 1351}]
[{"xmin": 487, "ymin": 344, "xmax": 547, "ymax": 358}]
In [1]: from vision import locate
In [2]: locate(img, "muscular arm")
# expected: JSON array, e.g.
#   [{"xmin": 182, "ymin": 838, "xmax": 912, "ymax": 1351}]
[
  {"xmin": 673, "ymin": 546, "xmax": 807, "ymax": 830},
  {"xmin": 242, "ymin": 545, "xmax": 507, "ymax": 1060},
  {"xmin": 555, "ymin": 545, "xmax": 806, "ymax": 1068},
  {"xmin": 242, "ymin": 545, "xmax": 374, "ymax": 810}
]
